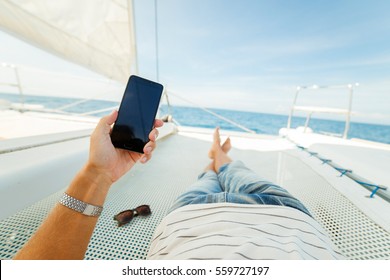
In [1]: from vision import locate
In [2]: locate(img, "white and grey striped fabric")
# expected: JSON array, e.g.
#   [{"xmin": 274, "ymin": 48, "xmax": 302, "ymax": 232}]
[{"xmin": 147, "ymin": 203, "xmax": 344, "ymax": 260}]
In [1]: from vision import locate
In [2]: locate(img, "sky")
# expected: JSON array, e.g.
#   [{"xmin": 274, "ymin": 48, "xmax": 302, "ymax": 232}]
[{"xmin": 0, "ymin": 0, "xmax": 389, "ymax": 125}]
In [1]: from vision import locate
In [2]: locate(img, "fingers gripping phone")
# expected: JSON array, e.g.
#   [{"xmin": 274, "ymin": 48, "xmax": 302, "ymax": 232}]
[{"xmin": 110, "ymin": 75, "xmax": 163, "ymax": 153}]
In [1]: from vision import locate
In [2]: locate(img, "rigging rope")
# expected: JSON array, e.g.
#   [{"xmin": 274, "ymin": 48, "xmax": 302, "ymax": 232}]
[
  {"xmin": 166, "ymin": 91, "xmax": 256, "ymax": 134},
  {"xmin": 295, "ymin": 144, "xmax": 389, "ymax": 201}
]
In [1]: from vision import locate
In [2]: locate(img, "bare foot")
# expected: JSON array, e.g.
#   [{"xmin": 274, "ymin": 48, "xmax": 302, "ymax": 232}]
[
  {"xmin": 206, "ymin": 128, "xmax": 233, "ymax": 172},
  {"xmin": 222, "ymin": 137, "xmax": 231, "ymax": 153},
  {"xmin": 208, "ymin": 128, "xmax": 222, "ymax": 159},
  {"xmin": 205, "ymin": 136, "xmax": 231, "ymax": 172},
  {"xmin": 208, "ymin": 128, "xmax": 231, "ymax": 159}
]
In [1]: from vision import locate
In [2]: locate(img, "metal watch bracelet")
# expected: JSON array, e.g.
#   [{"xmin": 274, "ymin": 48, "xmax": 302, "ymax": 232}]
[{"xmin": 59, "ymin": 193, "xmax": 103, "ymax": 217}]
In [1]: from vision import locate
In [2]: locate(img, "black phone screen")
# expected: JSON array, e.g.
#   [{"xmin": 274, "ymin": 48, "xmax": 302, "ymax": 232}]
[{"xmin": 110, "ymin": 75, "xmax": 163, "ymax": 153}]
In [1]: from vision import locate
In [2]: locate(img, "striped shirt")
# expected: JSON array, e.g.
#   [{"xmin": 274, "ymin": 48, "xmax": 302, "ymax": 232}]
[{"xmin": 147, "ymin": 203, "xmax": 344, "ymax": 260}]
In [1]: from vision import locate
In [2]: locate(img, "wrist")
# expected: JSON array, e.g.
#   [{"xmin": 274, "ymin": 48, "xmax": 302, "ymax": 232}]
[
  {"xmin": 65, "ymin": 163, "xmax": 113, "ymax": 208},
  {"xmin": 83, "ymin": 162, "xmax": 114, "ymax": 188}
]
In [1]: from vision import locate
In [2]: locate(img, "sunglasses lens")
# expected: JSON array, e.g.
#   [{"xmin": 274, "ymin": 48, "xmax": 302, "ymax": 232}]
[
  {"xmin": 135, "ymin": 205, "xmax": 151, "ymax": 216},
  {"xmin": 114, "ymin": 210, "xmax": 134, "ymax": 227}
]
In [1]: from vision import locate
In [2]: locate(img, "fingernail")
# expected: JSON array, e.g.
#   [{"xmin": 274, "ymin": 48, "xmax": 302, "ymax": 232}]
[
  {"xmin": 145, "ymin": 147, "xmax": 152, "ymax": 154},
  {"xmin": 141, "ymin": 157, "xmax": 147, "ymax": 163}
]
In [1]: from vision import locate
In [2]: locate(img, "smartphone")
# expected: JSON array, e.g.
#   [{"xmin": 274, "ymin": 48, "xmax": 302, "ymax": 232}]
[{"xmin": 110, "ymin": 75, "xmax": 163, "ymax": 153}]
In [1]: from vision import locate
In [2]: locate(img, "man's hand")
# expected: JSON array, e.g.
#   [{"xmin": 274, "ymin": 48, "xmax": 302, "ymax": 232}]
[
  {"xmin": 13, "ymin": 110, "xmax": 164, "ymax": 260},
  {"xmin": 88, "ymin": 110, "xmax": 164, "ymax": 183}
]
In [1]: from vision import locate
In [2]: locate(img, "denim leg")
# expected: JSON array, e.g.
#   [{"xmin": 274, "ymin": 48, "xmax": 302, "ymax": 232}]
[
  {"xmin": 168, "ymin": 170, "xmax": 225, "ymax": 213},
  {"xmin": 218, "ymin": 161, "xmax": 279, "ymax": 194},
  {"xmin": 218, "ymin": 161, "xmax": 312, "ymax": 216}
]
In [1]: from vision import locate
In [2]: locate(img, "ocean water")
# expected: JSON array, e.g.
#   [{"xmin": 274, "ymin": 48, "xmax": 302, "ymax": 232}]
[
  {"xmin": 1, "ymin": 93, "xmax": 390, "ymax": 144},
  {"xmin": 159, "ymin": 105, "xmax": 390, "ymax": 144}
]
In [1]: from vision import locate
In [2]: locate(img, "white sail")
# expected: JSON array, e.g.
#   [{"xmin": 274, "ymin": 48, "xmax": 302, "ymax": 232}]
[{"xmin": 0, "ymin": 0, "xmax": 137, "ymax": 83}]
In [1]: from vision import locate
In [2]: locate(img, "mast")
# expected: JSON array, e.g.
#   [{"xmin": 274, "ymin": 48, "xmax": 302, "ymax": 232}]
[
  {"xmin": 127, "ymin": 0, "xmax": 138, "ymax": 75},
  {"xmin": 154, "ymin": 0, "xmax": 160, "ymax": 82}
]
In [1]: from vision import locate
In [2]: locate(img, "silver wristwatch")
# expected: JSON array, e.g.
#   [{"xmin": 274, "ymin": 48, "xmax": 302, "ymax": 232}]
[{"xmin": 59, "ymin": 193, "xmax": 103, "ymax": 217}]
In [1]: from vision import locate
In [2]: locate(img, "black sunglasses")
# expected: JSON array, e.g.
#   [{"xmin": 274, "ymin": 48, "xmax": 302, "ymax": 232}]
[{"xmin": 114, "ymin": 205, "xmax": 151, "ymax": 227}]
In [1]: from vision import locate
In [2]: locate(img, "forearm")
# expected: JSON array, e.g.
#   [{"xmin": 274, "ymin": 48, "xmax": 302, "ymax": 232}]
[
  {"xmin": 14, "ymin": 164, "xmax": 112, "ymax": 260},
  {"xmin": 13, "ymin": 112, "xmax": 162, "ymax": 260}
]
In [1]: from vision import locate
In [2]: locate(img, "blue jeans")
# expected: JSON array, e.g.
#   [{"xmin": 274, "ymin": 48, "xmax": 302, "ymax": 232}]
[{"xmin": 169, "ymin": 160, "xmax": 311, "ymax": 216}]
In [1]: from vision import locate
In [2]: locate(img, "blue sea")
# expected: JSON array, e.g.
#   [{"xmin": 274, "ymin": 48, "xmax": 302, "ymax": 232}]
[{"xmin": 1, "ymin": 93, "xmax": 390, "ymax": 144}]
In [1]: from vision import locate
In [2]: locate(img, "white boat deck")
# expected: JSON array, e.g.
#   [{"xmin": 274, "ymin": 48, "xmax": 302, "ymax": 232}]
[
  {"xmin": 0, "ymin": 110, "xmax": 97, "ymax": 140},
  {"xmin": 1, "ymin": 118, "xmax": 390, "ymax": 260}
]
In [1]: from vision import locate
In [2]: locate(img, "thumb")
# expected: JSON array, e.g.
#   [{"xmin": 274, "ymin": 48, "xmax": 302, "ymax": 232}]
[
  {"xmin": 97, "ymin": 110, "xmax": 118, "ymax": 135},
  {"xmin": 106, "ymin": 110, "xmax": 118, "ymax": 126}
]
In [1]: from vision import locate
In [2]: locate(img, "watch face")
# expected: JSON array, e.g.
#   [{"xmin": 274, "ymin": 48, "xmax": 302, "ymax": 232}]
[{"xmin": 83, "ymin": 204, "xmax": 103, "ymax": 216}]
